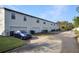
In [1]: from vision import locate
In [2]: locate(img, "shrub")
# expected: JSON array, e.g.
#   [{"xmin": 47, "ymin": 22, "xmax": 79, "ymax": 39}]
[{"xmin": 74, "ymin": 30, "xmax": 79, "ymax": 37}]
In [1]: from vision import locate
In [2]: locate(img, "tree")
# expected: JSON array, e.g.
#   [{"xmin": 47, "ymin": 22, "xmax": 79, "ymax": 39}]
[
  {"xmin": 58, "ymin": 21, "xmax": 73, "ymax": 31},
  {"xmin": 73, "ymin": 17, "xmax": 79, "ymax": 27}
]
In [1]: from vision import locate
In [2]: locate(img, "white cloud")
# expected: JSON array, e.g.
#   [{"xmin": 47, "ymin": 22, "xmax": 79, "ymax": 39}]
[
  {"xmin": 50, "ymin": 5, "xmax": 67, "ymax": 16},
  {"xmin": 39, "ymin": 5, "xmax": 68, "ymax": 22}
]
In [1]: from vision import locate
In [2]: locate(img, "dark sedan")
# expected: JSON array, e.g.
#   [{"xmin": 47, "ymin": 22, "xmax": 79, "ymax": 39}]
[{"xmin": 14, "ymin": 31, "xmax": 32, "ymax": 40}]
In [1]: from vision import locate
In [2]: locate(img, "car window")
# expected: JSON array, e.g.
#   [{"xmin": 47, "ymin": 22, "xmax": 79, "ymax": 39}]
[{"xmin": 21, "ymin": 31, "xmax": 27, "ymax": 35}]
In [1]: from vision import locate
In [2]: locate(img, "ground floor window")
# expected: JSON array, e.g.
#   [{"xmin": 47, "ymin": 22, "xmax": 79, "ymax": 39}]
[
  {"xmin": 30, "ymin": 30, "xmax": 35, "ymax": 34},
  {"xmin": 51, "ymin": 29, "xmax": 55, "ymax": 32},
  {"xmin": 10, "ymin": 31, "xmax": 14, "ymax": 36},
  {"xmin": 41, "ymin": 30, "xmax": 48, "ymax": 33}
]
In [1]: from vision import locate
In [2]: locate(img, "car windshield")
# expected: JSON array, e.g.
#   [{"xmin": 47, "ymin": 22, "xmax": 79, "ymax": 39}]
[
  {"xmin": 15, "ymin": 31, "xmax": 21, "ymax": 33},
  {"xmin": 21, "ymin": 31, "xmax": 27, "ymax": 35}
]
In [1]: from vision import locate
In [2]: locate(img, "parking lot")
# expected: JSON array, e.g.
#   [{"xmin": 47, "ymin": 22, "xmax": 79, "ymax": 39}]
[
  {"xmin": 7, "ymin": 32, "xmax": 61, "ymax": 53},
  {"xmin": 7, "ymin": 31, "xmax": 79, "ymax": 53}
]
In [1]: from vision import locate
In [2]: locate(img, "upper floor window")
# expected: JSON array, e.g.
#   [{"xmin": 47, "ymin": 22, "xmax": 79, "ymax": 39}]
[
  {"xmin": 11, "ymin": 13, "xmax": 15, "ymax": 19},
  {"xmin": 43, "ymin": 22, "xmax": 46, "ymax": 24},
  {"xmin": 36, "ymin": 20, "xmax": 39, "ymax": 23},
  {"xmin": 24, "ymin": 16, "xmax": 27, "ymax": 21},
  {"xmin": 54, "ymin": 23, "xmax": 55, "ymax": 26}
]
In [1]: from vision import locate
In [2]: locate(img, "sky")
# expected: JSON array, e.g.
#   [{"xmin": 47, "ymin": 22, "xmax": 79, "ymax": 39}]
[{"xmin": 2, "ymin": 5, "xmax": 79, "ymax": 22}]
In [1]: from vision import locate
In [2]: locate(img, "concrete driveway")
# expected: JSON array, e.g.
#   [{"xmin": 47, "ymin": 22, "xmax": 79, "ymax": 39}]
[
  {"xmin": 54, "ymin": 31, "xmax": 79, "ymax": 53},
  {"xmin": 7, "ymin": 31, "xmax": 79, "ymax": 53}
]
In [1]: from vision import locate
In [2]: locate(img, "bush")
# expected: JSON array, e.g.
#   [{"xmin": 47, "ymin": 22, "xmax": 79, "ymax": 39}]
[{"xmin": 74, "ymin": 30, "xmax": 79, "ymax": 37}]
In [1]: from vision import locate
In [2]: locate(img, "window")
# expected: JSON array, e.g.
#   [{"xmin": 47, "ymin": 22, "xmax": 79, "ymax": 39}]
[
  {"xmin": 43, "ymin": 22, "xmax": 46, "ymax": 24},
  {"xmin": 54, "ymin": 23, "xmax": 55, "ymax": 26},
  {"xmin": 11, "ymin": 13, "xmax": 15, "ymax": 19},
  {"xmin": 36, "ymin": 20, "xmax": 39, "ymax": 23},
  {"xmin": 24, "ymin": 16, "xmax": 27, "ymax": 21}
]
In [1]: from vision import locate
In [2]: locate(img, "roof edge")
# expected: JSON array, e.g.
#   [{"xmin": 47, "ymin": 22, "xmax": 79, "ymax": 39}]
[{"xmin": 1, "ymin": 7, "xmax": 55, "ymax": 23}]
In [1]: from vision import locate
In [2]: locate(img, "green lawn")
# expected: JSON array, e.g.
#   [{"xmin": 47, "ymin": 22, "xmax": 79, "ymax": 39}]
[{"xmin": 0, "ymin": 36, "xmax": 25, "ymax": 52}]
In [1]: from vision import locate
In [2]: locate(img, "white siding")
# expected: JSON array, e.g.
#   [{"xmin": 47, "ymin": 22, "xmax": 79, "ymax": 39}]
[
  {"xmin": 0, "ymin": 9, "xmax": 5, "ymax": 35},
  {"xmin": 0, "ymin": 8, "xmax": 59, "ymax": 36},
  {"xmin": 54, "ymin": 23, "xmax": 60, "ymax": 30}
]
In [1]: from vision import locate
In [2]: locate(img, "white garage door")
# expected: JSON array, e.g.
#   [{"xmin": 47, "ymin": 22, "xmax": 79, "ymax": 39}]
[
  {"xmin": 10, "ymin": 26, "xmax": 27, "ymax": 32},
  {"xmin": 31, "ymin": 27, "xmax": 41, "ymax": 33}
]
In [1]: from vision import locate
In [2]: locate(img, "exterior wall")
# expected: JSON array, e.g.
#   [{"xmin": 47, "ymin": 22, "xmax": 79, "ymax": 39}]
[
  {"xmin": 0, "ymin": 8, "xmax": 59, "ymax": 36},
  {"xmin": 27, "ymin": 17, "xmax": 42, "ymax": 33},
  {"xmin": 5, "ymin": 10, "xmax": 29, "ymax": 35},
  {"xmin": 54, "ymin": 23, "xmax": 60, "ymax": 30},
  {"xmin": 0, "ymin": 8, "xmax": 5, "ymax": 35}
]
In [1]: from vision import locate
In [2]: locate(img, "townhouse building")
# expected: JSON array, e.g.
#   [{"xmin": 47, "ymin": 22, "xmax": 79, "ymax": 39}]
[{"xmin": 0, "ymin": 7, "xmax": 59, "ymax": 36}]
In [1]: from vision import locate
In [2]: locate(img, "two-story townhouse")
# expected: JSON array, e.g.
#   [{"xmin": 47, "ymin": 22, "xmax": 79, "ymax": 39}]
[{"xmin": 0, "ymin": 7, "xmax": 59, "ymax": 36}]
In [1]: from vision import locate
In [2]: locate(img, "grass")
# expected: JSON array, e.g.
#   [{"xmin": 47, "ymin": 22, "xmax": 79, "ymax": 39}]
[{"xmin": 0, "ymin": 36, "xmax": 25, "ymax": 52}]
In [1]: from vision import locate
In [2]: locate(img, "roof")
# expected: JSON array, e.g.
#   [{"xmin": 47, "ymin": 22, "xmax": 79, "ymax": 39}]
[{"xmin": 0, "ymin": 7, "xmax": 54, "ymax": 23}]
